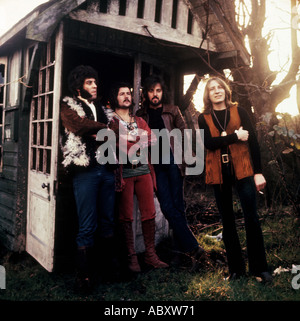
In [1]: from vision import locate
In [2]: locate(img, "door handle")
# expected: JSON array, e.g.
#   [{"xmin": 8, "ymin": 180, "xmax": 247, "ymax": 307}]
[
  {"xmin": 41, "ymin": 183, "xmax": 50, "ymax": 201},
  {"xmin": 42, "ymin": 183, "xmax": 49, "ymax": 190}
]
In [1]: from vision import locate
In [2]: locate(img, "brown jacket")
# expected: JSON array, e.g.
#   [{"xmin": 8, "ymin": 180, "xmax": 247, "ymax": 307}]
[
  {"xmin": 136, "ymin": 104, "xmax": 186, "ymax": 176},
  {"xmin": 60, "ymin": 96, "xmax": 107, "ymax": 169},
  {"xmin": 204, "ymin": 106, "xmax": 254, "ymax": 184}
]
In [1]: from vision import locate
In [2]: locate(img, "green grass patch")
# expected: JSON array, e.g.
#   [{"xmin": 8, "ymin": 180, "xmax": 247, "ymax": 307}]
[{"xmin": 0, "ymin": 207, "xmax": 299, "ymax": 302}]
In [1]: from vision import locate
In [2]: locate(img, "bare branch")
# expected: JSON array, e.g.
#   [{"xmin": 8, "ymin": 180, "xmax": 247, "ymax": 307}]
[{"xmin": 229, "ymin": 0, "xmax": 300, "ymax": 115}]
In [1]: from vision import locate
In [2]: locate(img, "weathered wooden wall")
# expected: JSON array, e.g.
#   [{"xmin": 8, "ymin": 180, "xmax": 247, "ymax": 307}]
[
  {"xmin": 0, "ymin": 47, "xmax": 30, "ymax": 251},
  {"xmin": 69, "ymin": 0, "xmax": 213, "ymax": 51}
]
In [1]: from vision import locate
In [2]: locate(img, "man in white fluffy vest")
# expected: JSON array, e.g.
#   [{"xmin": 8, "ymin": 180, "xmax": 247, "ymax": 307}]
[{"xmin": 60, "ymin": 65, "xmax": 117, "ymax": 293}]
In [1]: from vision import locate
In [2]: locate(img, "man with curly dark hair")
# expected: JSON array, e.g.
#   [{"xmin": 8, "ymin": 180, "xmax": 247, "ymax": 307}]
[{"xmin": 60, "ymin": 65, "xmax": 117, "ymax": 292}]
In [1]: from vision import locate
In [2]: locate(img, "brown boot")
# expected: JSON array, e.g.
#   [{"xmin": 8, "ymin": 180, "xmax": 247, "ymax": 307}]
[
  {"xmin": 121, "ymin": 222, "xmax": 141, "ymax": 273},
  {"xmin": 142, "ymin": 219, "xmax": 169, "ymax": 269}
]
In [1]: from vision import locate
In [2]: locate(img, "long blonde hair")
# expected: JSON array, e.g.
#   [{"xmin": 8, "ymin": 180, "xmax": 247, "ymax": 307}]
[{"xmin": 202, "ymin": 77, "xmax": 238, "ymax": 114}]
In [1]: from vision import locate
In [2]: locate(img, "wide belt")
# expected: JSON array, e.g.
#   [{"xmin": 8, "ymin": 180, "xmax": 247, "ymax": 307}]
[{"xmin": 221, "ymin": 154, "xmax": 230, "ymax": 164}]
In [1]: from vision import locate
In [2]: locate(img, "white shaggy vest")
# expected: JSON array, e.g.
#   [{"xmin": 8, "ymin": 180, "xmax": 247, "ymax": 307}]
[
  {"xmin": 61, "ymin": 97, "xmax": 90, "ymax": 168},
  {"xmin": 60, "ymin": 96, "xmax": 113, "ymax": 168}
]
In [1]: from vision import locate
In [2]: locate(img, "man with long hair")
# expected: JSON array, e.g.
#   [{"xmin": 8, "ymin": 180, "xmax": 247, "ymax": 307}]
[
  {"xmin": 60, "ymin": 65, "xmax": 116, "ymax": 292},
  {"xmin": 198, "ymin": 76, "xmax": 272, "ymax": 282},
  {"xmin": 137, "ymin": 74, "xmax": 207, "ymax": 271}
]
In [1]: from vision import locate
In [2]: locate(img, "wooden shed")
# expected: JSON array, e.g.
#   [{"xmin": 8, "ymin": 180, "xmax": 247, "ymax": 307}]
[{"xmin": 0, "ymin": 0, "xmax": 250, "ymax": 272}]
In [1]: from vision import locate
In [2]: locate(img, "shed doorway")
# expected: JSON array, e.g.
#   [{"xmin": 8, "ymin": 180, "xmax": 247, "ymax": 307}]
[
  {"xmin": 55, "ymin": 48, "xmax": 135, "ymax": 270},
  {"xmin": 55, "ymin": 46, "xmax": 170, "ymax": 271},
  {"xmin": 62, "ymin": 47, "xmax": 135, "ymax": 105}
]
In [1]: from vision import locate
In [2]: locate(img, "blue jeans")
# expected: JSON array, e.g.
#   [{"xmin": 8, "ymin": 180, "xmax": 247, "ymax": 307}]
[
  {"xmin": 154, "ymin": 153, "xmax": 199, "ymax": 253},
  {"xmin": 213, "ymin": 164, "xmax": 268, "ymax": 275},
  {"xmin": 73, "ymin": 165, "xmax": 116, "ymax": 248}
]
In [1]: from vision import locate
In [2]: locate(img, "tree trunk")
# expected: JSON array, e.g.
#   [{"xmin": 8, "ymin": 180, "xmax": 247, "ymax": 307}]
[{"xmin": 233, "ymin": 0, "xmax": 300, "ymax": 116}]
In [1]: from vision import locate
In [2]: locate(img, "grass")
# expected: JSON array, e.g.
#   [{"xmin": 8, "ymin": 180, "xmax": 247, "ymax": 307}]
[{"xmin": 0, "ymin": 205, "xmax": 300, "ymax": 303}]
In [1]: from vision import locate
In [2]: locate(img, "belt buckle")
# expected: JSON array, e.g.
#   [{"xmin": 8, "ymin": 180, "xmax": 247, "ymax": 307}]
[
  {"xmin": 222, "ymin": 154, "xmax": 229, "ymax": 164},
  {"xmin": 132, "ymin": 159, "xmax": 138, "ymax": 169}
]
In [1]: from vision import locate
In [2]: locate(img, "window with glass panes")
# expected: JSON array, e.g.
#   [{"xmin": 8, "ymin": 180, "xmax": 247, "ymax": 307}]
[{"xmin": 30, "ymin": 38, "xmax": 55, "ymax": 175}]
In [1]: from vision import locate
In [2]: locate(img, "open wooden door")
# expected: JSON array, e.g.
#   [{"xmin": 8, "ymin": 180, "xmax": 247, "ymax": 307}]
[{"xmin": 26, "ymin": 24, "xmax": 63, "ymax": 272}]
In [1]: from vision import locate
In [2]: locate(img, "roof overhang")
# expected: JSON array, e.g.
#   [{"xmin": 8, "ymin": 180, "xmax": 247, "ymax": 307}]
[
  {"xmin": 26, "ymin": 0, "xmax": 86, "ymax": 42},
  {"xmin": 0, "ymin": 0, "xmax": 85, "ymax": 54},
  {"xmin": 0, "ymin": 0, "xmax": 250, "ymax": 68},
  {"xmin": 185, "ymin": 0, "xmax": 251, "ymax": 66}
]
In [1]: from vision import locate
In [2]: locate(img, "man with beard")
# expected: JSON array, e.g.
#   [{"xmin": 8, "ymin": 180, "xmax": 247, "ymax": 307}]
[
  {"xmin": 60, "ymin": 65, "xmax": 116, "ymax": 292},
  {"xmin": 109, "ymin": 82, "xmax": 168, "ymax": 273},
  {"xmin": 136, "ymin": 74, "xmax": 207, "ymax": 271}
]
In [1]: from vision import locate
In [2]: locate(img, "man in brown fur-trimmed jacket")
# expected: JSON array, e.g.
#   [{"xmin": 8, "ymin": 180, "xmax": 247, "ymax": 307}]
[{"xmin": 60, "ymin": 65, "xmax": 116, "ymax": 292}]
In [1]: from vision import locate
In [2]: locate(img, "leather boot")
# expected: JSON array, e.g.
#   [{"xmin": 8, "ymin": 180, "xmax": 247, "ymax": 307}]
[
  {"xmin": 142, "ymin": 219, "xmax": 169, "ymax": 269},
  {"xmin": 98, "ymin": 236, "xmax": 121, "ymax": 282},
  {"xmin": 121, "ymin": 222, "xmax": 141, "ymax": 273},
  {"xmin": 75, "ymin": 246, "xmax": 94, "ymax": 293}
]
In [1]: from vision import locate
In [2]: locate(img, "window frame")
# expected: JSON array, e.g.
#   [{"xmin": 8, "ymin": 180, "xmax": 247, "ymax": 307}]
[{"xmin": 7, "ymin": 50, "xmax": 21, "ymax": 109}]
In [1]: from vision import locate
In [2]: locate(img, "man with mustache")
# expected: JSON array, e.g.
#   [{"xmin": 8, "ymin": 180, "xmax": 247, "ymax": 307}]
[
  {"xmin": 136, "ymin": 74, "xmax": 207, "ymax": 271},
  {"xmin": 60, "ymin": 65, "xmax": 116, "ymax": 292},
  {"xmin": 109, "ymin": 82, "xmax": 168, "ymax": 273}
]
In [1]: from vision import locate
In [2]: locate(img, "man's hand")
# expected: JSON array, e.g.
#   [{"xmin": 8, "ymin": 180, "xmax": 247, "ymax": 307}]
[
  {"xmin": 235, "ymin": 126, "xmax": 249, "ymax": 141},
  {"xmin": 254, "ymin": 173, "xmax": 266, "ymax": 192}
]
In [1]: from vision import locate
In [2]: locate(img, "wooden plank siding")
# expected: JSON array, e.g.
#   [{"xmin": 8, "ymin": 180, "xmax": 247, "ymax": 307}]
[
  {"xmin": 68, "ymin": 0, "xmax": 214, "ymax": 51},
  {"xmin": 0, "ymin": 190, "xmax": 16, "ymax": 212},
  {"xmin": 177, "ymin": 0, "xmax": 189, "ymax": 32},
  {"xmin": 0, "ymin": 120, "xmax": 19, "ymax": 250},
  {"xmin": 19, "ymin": 0, "xmax": 247, "ymax": 59},
  {"xmin": 0, "ymin": 43, "xmax": 30, "ymax": 250},
  {"xmin": 144, "ymin": 0, "xmax": 156, "ymax": 21},
  {"xmin": 63, "ymin": 18, "xmax": 209, "ymax": 72},
  {"xmin": 0, "ymin": 186, "xmax": 17, "ymax": 248},
  {"xmin": 0, "ymin": 207, "xmax": 15, "ymax": 247}
]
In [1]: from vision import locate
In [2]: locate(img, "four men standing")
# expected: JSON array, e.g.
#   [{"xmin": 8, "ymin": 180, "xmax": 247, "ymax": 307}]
[{"xmin": 60, "ymin": 66, "xmax": 271, "ymax": 292}]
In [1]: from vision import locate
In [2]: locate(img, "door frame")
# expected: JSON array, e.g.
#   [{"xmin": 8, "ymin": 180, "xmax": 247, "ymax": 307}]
[{"xmin": 26, "ymin": 23, "xmax": 63, "ymax": 272}]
